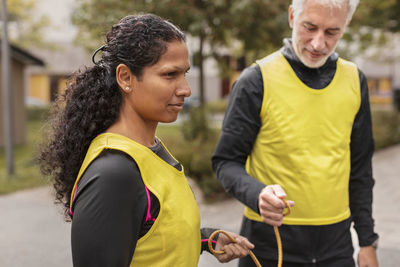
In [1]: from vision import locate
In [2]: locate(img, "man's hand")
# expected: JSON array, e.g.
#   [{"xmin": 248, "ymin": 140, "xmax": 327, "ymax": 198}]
[
  {"xmin": 357, "ymin": 246, "xmax": 378, "ymax": 267},
  {"xmin": 258, "ymin": 185, "xmax": 294, "ymax": 226},
  {"xmin": 214, "ymin": 231, "xmax": 255, "ymax": 263}
]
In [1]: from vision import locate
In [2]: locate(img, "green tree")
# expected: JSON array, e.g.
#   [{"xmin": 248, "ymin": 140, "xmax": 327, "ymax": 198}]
[
  {"xmin": 72, "ymin": 0, "xmax": 400, "ymax": 96},
  {"xmin": 1, "ymin": 0, "xmax": 50, "ymax": 49},
  {"xmin": 72, "ymin": 0, "xmax": 289, "ymax": 104},
  {"xmin": 230, "ymin": 0, "xmax": 289, "ymax": 62},
  {"xmin": 352, "ymin": 0, "xmax": 400, "ymax": 32},
  {"xmin": 340, "ymin": 0, "xmax": 400, "ymax": 59}
]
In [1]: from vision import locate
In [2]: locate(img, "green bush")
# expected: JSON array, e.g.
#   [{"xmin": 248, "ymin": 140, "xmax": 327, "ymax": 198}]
[
  {"xmin": 180, "ymin": 107, "xmax": 228, "ymax": 200},
  {"xmin": 0, "ymin": 118, "xmax": 49, "ymax": 194},
  {"xmin": 206, "ymin": 99, "xmax": 228, "ymax": 114},
  {"xmin": 177, "ymin": 134, "xmax": 227, "ymax": 201},
  {"xmin": 27, "ymin": 105, "xmax": 51, "ymax": 121},
  {"xmin": 181, "ymin": 106, "xmax": 210, "ymax": 141},
  {"xmin": 157, "ymin": 110, "xmax": 228, "ymax": 201},
  {"xmin": 372, "ymin": 108, "xmax": 400, "ymax": 150}
]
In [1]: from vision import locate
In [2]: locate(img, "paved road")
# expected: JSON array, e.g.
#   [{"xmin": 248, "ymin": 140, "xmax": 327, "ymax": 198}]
[{"xmin": 1, "ymin": 144, "xmax": 399, "ymax": 267}]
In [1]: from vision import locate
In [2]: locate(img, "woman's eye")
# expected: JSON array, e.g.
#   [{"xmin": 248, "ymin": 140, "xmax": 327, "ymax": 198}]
[{"xmin": 165, "ymin": 72, "xmax": 176, "ymax": 77}]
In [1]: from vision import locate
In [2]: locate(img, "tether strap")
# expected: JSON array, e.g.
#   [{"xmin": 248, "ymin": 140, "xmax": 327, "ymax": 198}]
[{"xmin": 208, "ymin": 199, "xmax": 291, "ymax": 267}]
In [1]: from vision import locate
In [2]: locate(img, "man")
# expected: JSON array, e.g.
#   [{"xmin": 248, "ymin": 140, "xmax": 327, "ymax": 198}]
[{"xmin": 212, "ymin": 0, "xmax": 379, "ymax": 266}]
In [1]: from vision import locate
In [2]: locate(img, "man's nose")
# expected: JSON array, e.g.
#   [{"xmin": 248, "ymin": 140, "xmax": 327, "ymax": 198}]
[{"xmin": 310, "ymin": 31, "xmax": 326, "ymax": 51}]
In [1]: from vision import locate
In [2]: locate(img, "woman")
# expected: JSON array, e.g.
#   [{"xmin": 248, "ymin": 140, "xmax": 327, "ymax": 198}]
[{"xmin": 38, "ymin": 14, "xmax": 254, "ymax": 266}]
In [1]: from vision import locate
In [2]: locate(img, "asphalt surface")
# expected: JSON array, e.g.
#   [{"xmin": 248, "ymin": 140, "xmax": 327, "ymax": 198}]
[{"xmin": 1, "ymin": 144, "xmax": 400, "ymax": 267}]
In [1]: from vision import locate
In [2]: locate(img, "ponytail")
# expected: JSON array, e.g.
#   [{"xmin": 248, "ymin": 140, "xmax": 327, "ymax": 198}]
[{"xmin": 38, "ymin": 65, "xmax": 121, "ymax": 218}]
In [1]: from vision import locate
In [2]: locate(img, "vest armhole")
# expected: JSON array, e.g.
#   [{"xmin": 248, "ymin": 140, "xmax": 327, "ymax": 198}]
[
  {"xmin": 256, "ymin": 51, "xmax": 284, "ymax": 121},
  {"xmin": 256, "ymin": 62, "xmax": 268, "ymax": 120},
  {"xmin": 338, "ymin": 58, "xmax": 361, "ymax": 111}
]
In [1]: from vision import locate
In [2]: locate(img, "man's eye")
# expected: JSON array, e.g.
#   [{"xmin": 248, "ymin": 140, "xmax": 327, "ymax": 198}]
[
  {"xmin": 305, "ymin": 26, "xmax": 316, "ymax": 32},
  {"xmin": 326, "ymin": 30, "xmax": 338, "ymax": 36}
]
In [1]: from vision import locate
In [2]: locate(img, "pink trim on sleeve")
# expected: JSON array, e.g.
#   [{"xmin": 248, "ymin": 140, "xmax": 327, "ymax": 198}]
[
  {"xmin": 201, "ymin": 239, "xmax": 217, "ymax": 244},
  {"xmin": 144, "ymin": 186, "xmax": 152, "ymax": 223},
  {"xmin": 69, "ymin": 187, "xmax": 78, "ymax": 216}
]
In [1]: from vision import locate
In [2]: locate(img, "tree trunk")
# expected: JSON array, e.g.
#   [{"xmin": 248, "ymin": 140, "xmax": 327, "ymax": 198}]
[
  {"xmin": 198, "ymin": 32, "xmax": 205, "ymax": 105},
  {"xmin": 2, "ymin": 0, "xmax": 15, "ymax": 175}
]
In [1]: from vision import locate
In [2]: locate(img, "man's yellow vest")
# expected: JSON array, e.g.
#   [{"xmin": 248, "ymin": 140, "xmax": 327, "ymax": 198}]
[
  {"xmin": 244, "ymin": 51, "xmax": 361, "ymax": 225},
  {"xmin": 70, "ymin": 133, "xmax": 201, "ymax": 266}
]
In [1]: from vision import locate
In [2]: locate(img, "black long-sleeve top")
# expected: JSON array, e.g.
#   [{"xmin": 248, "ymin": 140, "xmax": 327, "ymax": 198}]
[
  {"xmin": 71, "ymin": 139, "xmax": 216, "ymax": 267},
  {"xmin": 212, "ymin": 39, "xmax": 378, "ymax": 248}
]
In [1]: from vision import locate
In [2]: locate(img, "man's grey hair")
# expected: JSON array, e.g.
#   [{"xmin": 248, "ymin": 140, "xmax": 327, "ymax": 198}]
[{"xmin": 291, "ymin": 0, "xmax": 360, "ymax": 23}]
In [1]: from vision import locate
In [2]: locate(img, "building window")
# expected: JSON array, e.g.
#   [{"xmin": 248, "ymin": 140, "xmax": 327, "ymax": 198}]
[{"xmin": 368, "ymin": 77, "xmax": 393, "ymax": 105}]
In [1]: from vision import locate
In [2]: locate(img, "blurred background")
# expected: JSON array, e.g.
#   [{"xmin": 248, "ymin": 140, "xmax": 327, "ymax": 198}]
[{"xmin": 0, "ymin": 0, "xmax": 399, "ymax": 266}]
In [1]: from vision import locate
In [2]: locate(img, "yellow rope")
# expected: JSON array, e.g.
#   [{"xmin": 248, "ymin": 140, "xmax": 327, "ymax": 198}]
[
  {"xmin": 208, "ymin": 230, "xmax": 262, "ymax": 267},
  {"xmin": 208, "ymin": 199, "xmax": 291, "ymax": 267},
  {"xmin": 274, "ymin": 199, "xmax": 291, "ymax": 267}
]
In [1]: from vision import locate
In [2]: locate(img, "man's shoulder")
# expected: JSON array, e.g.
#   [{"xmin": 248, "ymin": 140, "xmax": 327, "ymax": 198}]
[
  {"xmin": 337, "ymin": 57, "xmax": 364, "ymax": 80},
  {"xmin": 240, "ymin": 64, "xmax": 261, "ymax": 79},
  {"xmin": 255, "ymin": 50, "xmax": 282, "ymax": 66},
  {"xmin": 338, "ymin": 57, "xmax": 357, "ymax": 68},
  {"xmin": 237, "ymin": 50, "xmax": 282, "ymax": 80}
]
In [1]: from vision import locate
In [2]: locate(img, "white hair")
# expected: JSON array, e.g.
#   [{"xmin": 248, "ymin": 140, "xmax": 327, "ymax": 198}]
[{"xmin": 292, "ymin": 0, "xmax": 359, "ymax": 23}]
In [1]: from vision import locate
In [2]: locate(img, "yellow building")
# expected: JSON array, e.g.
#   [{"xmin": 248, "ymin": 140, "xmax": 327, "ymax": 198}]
[
  {"xmin": 0, "ymin": 44, "xmax": 44, "ymax": 146},
  {"xmin": 26, "ymin": 42, "xmax": 91, "ymax": 104},
  {"xmin": 367, "ymin": 77, "xmax": 393, "ymax": 105},
  {"xmin": 355, "ymin": 35, "xmax": 400, "ymax": 108}
]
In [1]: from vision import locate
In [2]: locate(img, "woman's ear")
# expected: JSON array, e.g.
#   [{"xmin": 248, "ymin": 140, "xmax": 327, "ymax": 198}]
[{"xmin": 116, "ymin": 64, "xmax": 134, "ymax": 93}]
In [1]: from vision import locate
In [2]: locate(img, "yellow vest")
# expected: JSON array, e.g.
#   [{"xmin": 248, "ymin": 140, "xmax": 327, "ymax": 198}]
[
  {"xmin": 70, "ymin": 133, "xmax": 201, "ymax": 266},
  {"xmin": 244, "ymin": 52, "xmax": 361, "ymax": 225}
]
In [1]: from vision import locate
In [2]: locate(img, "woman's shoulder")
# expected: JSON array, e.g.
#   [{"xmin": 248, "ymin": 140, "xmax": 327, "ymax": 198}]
[
  {"xmin": 75, "ymin": 149, "xmax": 143, "ymax": 199},
  {"xmin": 91, "ymin": 149, "xmax": 138, "ymax": 176}
]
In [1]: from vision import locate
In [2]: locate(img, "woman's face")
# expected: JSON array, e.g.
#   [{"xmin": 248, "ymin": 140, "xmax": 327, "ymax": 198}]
[{"xmin": 127, "ymin": 40, "xmax": 191, "ymax": 124}]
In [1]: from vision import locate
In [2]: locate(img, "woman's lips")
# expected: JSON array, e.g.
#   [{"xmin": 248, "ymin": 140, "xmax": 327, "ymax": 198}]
[{"xmin": 168, "ymin": 103, "xmax": 184, "ymax": 111}]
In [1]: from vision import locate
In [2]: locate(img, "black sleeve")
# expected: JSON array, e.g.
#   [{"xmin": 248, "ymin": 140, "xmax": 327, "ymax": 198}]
[
  {"xmin": 212, "ymin": 65, "xmax": 266, "ymax": 213},
  {"xmin": 71, "ymin": 150, "xmax": 147, "ymax": 267},
  {"xmin": 349, "ymin": 70, "xmax": 379, "ymax": 247},
  {"xmin": 200, "ymin": 227, "xmax": 219, "ymax": 254}
]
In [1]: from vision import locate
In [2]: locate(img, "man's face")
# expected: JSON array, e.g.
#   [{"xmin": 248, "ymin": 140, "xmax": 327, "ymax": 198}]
[{"xmin": 289, "ymin": 0, "xmax": 349, "ymax": 68}]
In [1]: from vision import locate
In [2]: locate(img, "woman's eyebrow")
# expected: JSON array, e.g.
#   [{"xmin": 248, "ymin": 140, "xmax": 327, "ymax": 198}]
[{"xmin": 160, "ymin": 65, "xmax": 191, "ymax": 72}]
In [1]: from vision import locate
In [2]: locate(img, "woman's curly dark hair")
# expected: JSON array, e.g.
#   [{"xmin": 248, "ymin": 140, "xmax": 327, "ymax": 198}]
[{"xmin": 38, "ymin": 14, "xmax": 185, "ymax": 218}]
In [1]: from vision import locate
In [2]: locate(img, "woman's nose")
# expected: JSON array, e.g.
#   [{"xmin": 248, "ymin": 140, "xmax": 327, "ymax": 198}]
[{"xmin": 176, "ymin": 78, "xmax": 191, "ymax": 97}]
